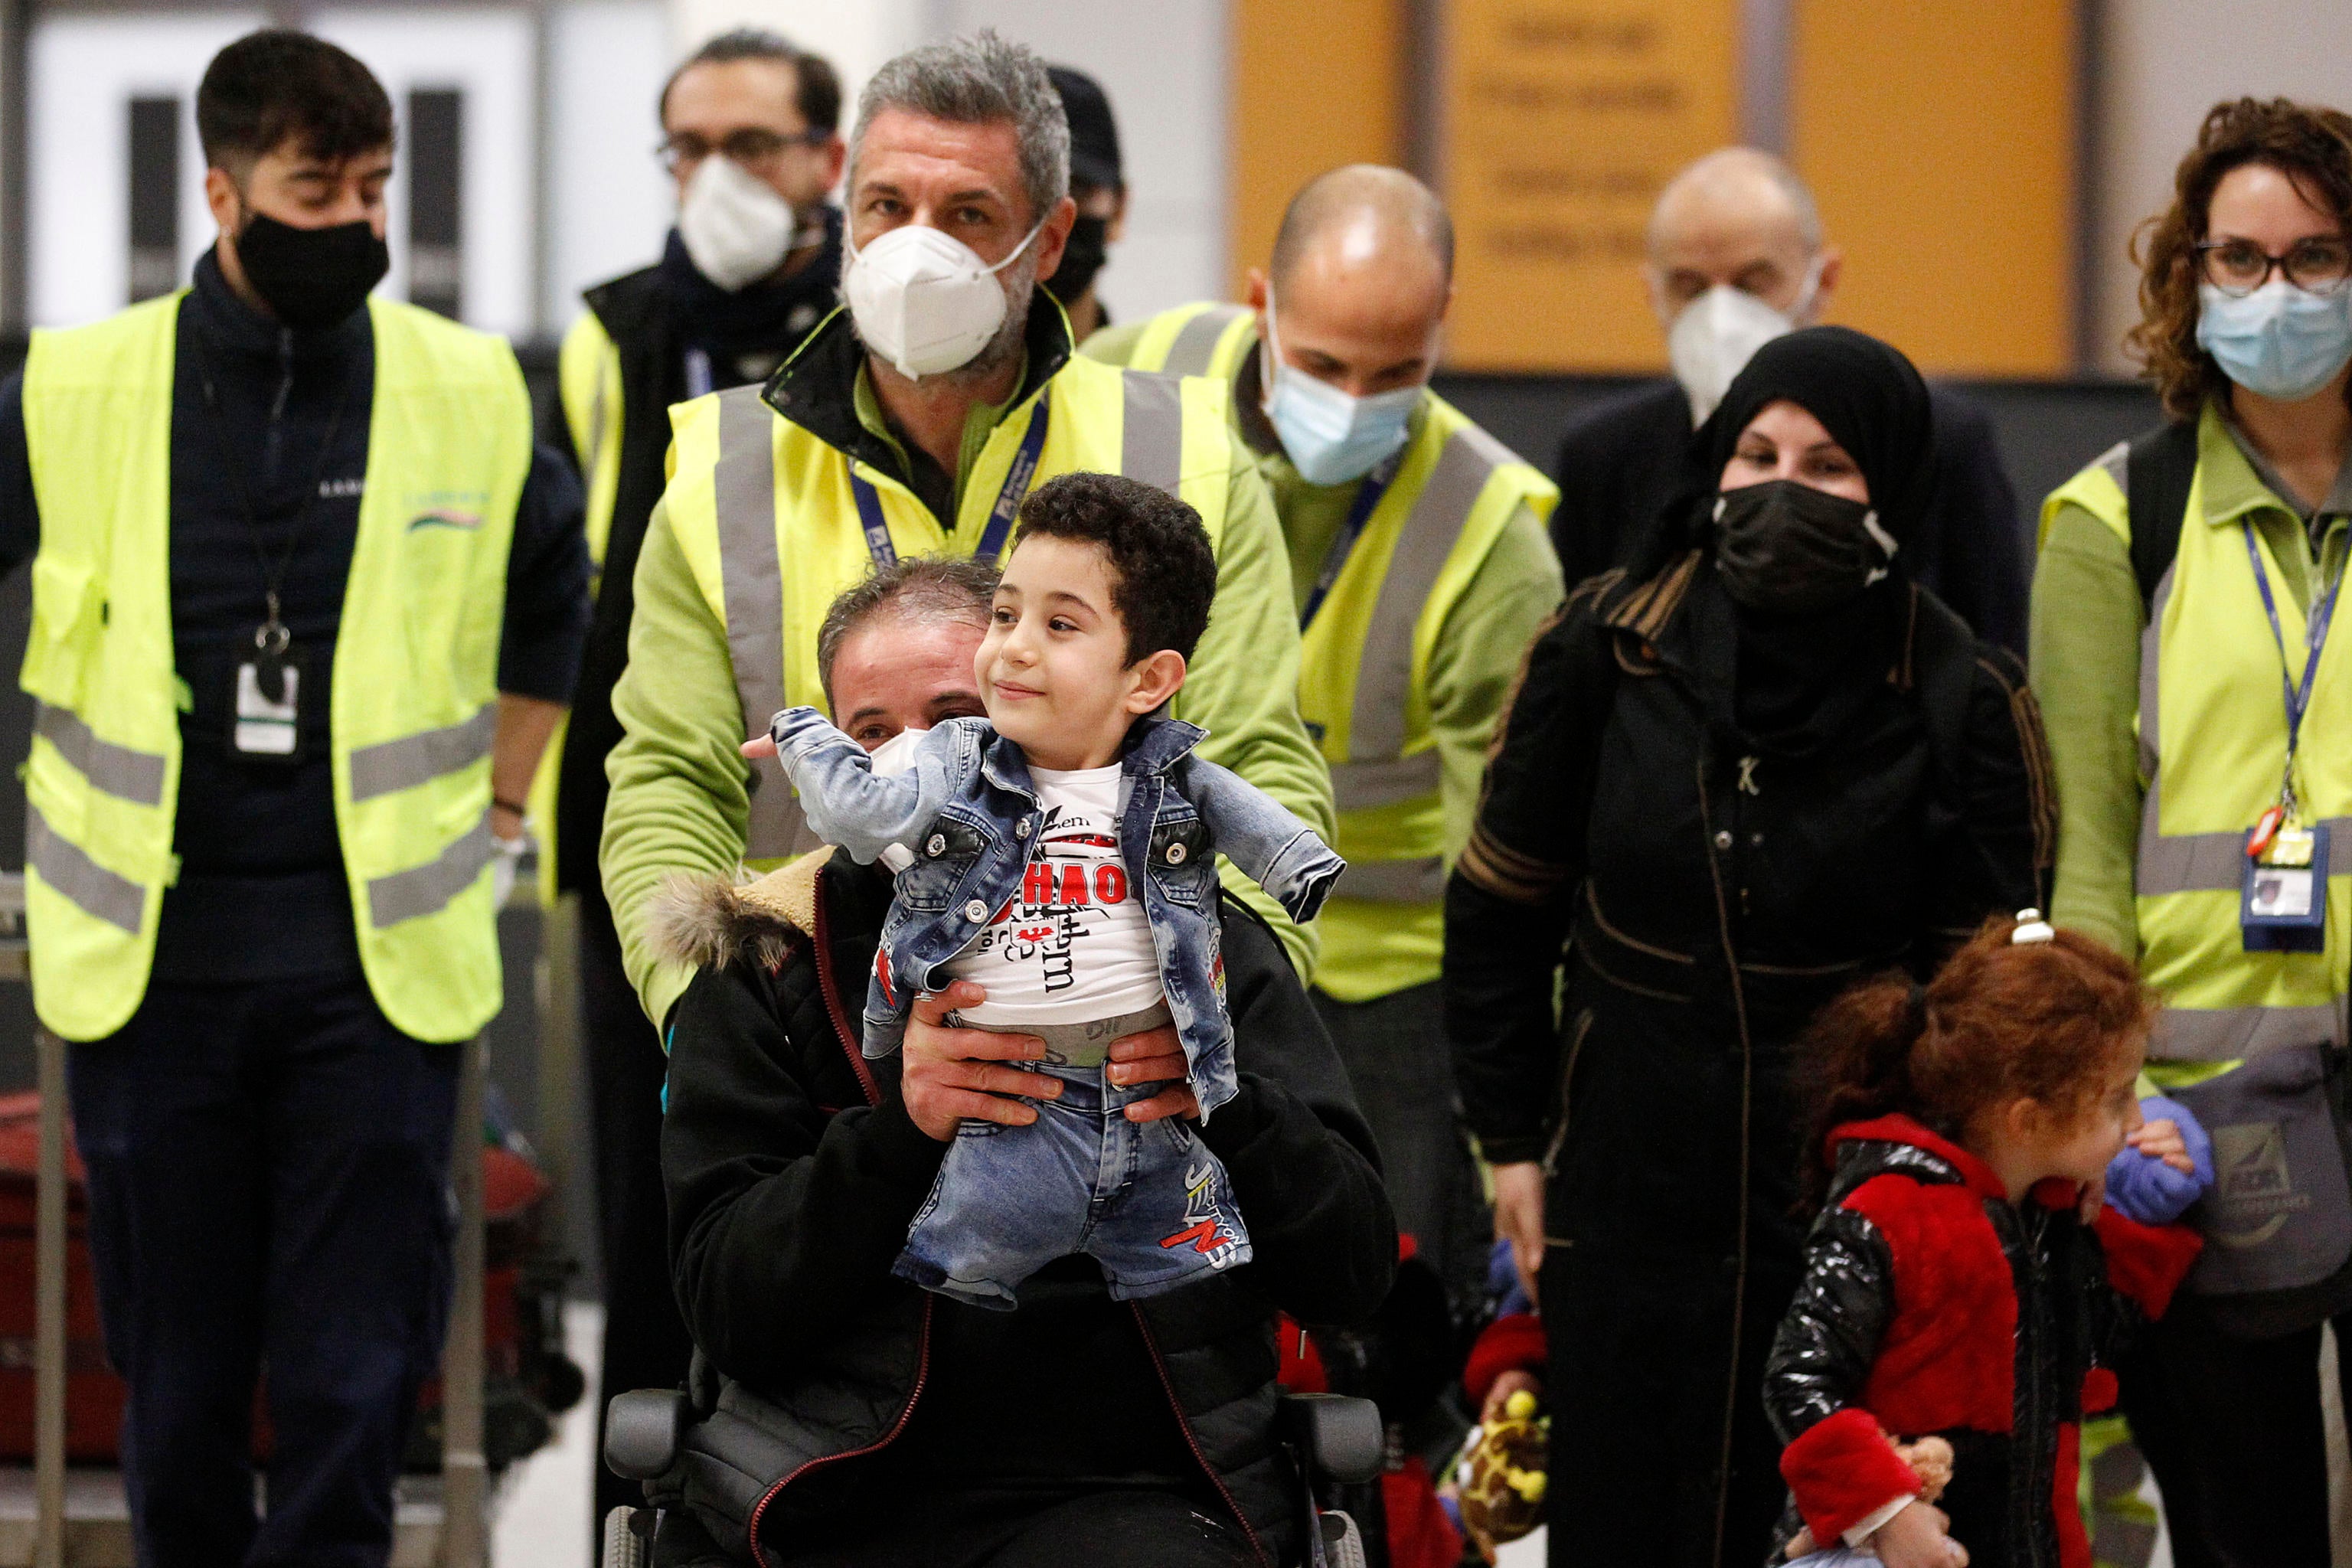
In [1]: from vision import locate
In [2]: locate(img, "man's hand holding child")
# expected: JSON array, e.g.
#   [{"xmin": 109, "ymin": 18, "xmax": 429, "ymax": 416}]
[{"xmin": 902, "ymin": 982, "xmax": 1199, "ymax": 1141}]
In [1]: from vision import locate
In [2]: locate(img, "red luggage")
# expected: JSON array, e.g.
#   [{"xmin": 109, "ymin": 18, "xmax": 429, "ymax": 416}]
[{"xmin": 0, "ymin": 1093, "xmax": 582, "ymax": 1468}]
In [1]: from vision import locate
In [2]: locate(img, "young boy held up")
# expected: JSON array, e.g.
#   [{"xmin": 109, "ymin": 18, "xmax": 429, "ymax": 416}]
[{"xmin": 751, "ymin": 472, "xmax": 1344, "ymax": 1310}]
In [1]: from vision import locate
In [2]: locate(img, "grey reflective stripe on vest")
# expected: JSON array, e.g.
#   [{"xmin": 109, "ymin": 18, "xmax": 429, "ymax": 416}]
[
  {"xmin": 2156, "ymin": 998, "xmax": 2348, "ymax": 1061},
  {"xmin": 367, "ymin": 809, "xmax": 497, "ymax": 926},
  {"xmin": 34, "ymin": 703, "xmax": 165, "ymax": 807},
  {"xmin": 1334, "ymin": 855, "xmax": 1446, "ymax": 903},
  {"xmin": 1162, "ymin": 305, "xmax": 1247, "ymax": 377},
  {"xmin": 1329, "ymin": 750, "xmax": 1442, "ymax": 812},
  {"xmin": 711, "ymin": 385, "xmax": 806, "ymax": 861},
  {"xmin": 1347, "ymin": 422, "xmax": 1514, "ymax": 763},
  {"xmin": 1119, "ymin": 371, "xmax": 1184, "ymax": 498},
  {"xmin": 2137, "ymin": 780, "xmax": 2352, "ymax": 895},
  {"xmin": 347, "ymin": 706, "xmax": 497, "ymax": 803},
  {"xmin": 25, "ymin": 802, "xmax": 145, "ymax": 933}
]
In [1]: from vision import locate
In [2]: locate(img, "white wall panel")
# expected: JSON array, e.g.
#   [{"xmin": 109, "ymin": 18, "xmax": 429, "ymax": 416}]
[
  {"xmin": 547, "ymin": 0, "xmax": 674, "ymax": 325},
  {"xmin": 940, "ymin": 0, "xmax": 1227, "ymax": 320},
  {"xmin": 310, "ymin": 5, "xmax": 537, "ymax": 336},
  {"xmin": 28, "ymin": 11, "xmax": 264, "ymax": 328},
  {"xmin": 671, "ymin": 0, "xmax": 928, "ymax": 132}
]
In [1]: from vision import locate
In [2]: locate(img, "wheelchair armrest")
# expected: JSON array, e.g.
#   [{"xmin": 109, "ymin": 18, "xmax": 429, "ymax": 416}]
[
  {"xmin": 605, "ymin": 1388, "xmax": 689, "ymax": 1481},
  {"xmin": 1277, "ymin": 1392, "xmax": 1383, "ymax": 1486}
]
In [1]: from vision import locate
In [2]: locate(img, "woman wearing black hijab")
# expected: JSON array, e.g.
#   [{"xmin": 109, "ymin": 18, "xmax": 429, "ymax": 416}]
[{"xmin": 1444, "ymin": 328, "xmax": 2052, "ymax": 1567}]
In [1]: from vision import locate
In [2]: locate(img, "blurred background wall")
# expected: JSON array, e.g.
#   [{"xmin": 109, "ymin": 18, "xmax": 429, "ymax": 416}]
[{"xmin": 0, "ymin": 0, "xmax": 2341, "ymax": 374}]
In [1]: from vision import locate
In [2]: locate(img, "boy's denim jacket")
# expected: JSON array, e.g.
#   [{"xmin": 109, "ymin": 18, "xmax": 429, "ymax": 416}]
[{"xmin": 767, "ymin": 707, "xmax": 1344, "ymax": 1119}]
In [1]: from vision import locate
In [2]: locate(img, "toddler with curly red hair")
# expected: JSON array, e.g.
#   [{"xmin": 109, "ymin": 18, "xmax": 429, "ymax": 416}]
[{"xmin": 1766, "ymin": 914, "xmax": 2209, "ymax": 1568}]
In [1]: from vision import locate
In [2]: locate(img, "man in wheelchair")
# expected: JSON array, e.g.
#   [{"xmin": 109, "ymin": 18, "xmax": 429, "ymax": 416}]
[{"xmin": 619, "ymin": 557, "xmax": 1399, "ymax": 1566}]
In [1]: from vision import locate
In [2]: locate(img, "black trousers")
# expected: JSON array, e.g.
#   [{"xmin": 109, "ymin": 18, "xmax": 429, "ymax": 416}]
[
  {"xmin": 67, "ymin": 972, "xmax": 458, "ymax": 1568},
  {"xmin": 583, "ymin": 887, "xmax": 695, "ymax": 1532},
  {"xmin": 1309, "ymin": 982, "xmax": 1489, "ymax": 1315},
  {"xmin": 2120, "ymin": 1298, "xmax": 2352, "ymax": 1568}
]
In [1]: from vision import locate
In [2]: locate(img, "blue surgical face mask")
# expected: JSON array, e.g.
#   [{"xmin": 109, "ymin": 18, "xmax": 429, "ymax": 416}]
[
  {"xmin": 2197, "ymin": 279, "xmax": 2352, "ymax": 403},
  {"xmin": 1259, "ymin": 294, "xmax": 1423, "ymax": 485}
]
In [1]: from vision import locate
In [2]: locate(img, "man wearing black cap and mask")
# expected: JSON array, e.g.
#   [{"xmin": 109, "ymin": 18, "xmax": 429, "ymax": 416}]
[
  {"xmin": 1047, "ymin": 65, "xmax": 1127, "ymax": 341},
  {"xmin": 0, "ymin": 30, "xmax": 587, "ymax": 1563},
  {"xmin": 549, "ymin": 24, "xmax": 847, "ymax": 1534}
]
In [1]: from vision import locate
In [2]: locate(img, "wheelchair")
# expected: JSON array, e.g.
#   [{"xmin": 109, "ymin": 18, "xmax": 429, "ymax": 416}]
[{"xmin": 596, "ymin": 1377, "xmax": 1386, "ymax": 1568}]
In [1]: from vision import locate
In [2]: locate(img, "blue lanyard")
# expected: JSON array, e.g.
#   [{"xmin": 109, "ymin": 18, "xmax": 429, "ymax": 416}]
[
  {"xmin": 850, "ymin": 397, "xmax": 1051, "ymax": 569},
  {"xmin": 1297, "ymin": 456, "xmax": 1401, "ymax": 631},
  {"xmin": 2241, "ymin": 521, "xmax": 2345, "ymax": 796}
]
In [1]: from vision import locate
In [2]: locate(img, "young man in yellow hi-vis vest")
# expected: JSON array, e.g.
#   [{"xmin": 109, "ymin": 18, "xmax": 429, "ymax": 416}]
[
  {"xmin": 0, "ymin": 32, "xmax": 586, "ymax": 1562},
  {"xmin": 1086, "ymin": 167, "xmax": 1562, "ymax": 1314}
]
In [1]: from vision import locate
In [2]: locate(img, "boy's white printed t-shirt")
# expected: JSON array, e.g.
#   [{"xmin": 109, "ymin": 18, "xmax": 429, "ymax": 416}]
[{"xmin": 939, "ymin": 763, "xmax": 1166, "ymax": 1026}]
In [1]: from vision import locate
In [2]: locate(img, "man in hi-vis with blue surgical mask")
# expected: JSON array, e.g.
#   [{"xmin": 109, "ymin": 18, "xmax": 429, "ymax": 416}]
[
  {"xmin": 1088, "ymin": 166, "xmax": 1561, "ymax": 1316},
  {"xmin": 600, "ymin": 30, "xmax": 1328, "ymax": 1027}
]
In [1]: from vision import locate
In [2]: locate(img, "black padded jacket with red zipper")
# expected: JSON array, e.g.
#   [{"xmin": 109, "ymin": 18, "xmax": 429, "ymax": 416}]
[{"xmin": 652, "ymin": 854, "xmax": 1396, "ymax": 1565}]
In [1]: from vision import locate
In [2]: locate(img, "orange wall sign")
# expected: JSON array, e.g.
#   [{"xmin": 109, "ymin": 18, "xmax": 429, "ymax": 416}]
[{"xmin": 1439, "ymin": 0, "xmax": 1742, "ymax": 372}]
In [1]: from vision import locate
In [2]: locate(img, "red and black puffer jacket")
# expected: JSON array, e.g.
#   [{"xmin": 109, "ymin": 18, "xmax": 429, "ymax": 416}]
[{"xmin": 1763, "ymin": 1116, "xmax": 2201, "ymax": 1568}]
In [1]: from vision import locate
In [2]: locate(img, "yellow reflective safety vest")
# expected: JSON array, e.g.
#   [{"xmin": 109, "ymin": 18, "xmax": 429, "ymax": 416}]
[
  {"xmin": 660, "ymin": 324, "xmax": 1236, "ymax": 868},
  {"xmin": 2041, "ymin": 405, "xmax": 2351, "ymax": 1063},
  {"xmin": 557, "ymin": 308, "xmax": 625, "ymax": 583},
  {"xmin": 527, "ymin": 309, "xmax": 630, "ymax": 906},
  {"xmin": 1124, "ymin": 302, "xmax": 1560, "ymax": 1000},
  {"xmin": 19, "ymin": 292, "xmax": 531, "ymax": 1043}
]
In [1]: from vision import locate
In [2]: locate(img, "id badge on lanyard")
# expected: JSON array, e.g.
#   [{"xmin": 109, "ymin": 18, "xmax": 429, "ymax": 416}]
[
  {"xmin": 231, "ymin": 616, "xmax": 305, "ymax": 763},
  {"xmin": 2241, "ymin": 524, "xmax": 2342, "ymax": 953}
]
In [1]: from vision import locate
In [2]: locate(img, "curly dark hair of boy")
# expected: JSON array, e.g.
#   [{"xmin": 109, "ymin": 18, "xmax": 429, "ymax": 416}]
[
  {"xmin": 1011, "ymin": 472, "xmax": 1218, "ymax": 666},
  {"xmin": 198, "ymin": 31, "xmax": 395, "ymax": 173},
  {"xmin": 1793, "ymin": 916, "xmax": 2156, "ymax": 1212},
  {"xmin": 2128, "ymin": 96, "xmax": 2352, "ymax": 420}
]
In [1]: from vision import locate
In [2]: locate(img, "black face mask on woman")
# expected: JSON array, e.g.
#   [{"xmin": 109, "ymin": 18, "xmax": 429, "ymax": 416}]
[
  {"xmin": 1711, "ymin": 479, "xmax": 1896, "ymax": 615},
  {"xmin": 234, "ymin": 212, "xmax": 390, "ymax": 331}
]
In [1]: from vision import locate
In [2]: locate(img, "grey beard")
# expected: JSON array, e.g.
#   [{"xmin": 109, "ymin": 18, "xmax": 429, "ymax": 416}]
[{"xmin": 944, "ymin": 258, "xmax": 1037, "ymax": 386}]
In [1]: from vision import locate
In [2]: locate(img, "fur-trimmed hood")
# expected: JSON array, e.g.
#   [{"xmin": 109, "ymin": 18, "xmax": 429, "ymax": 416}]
[{"xmin": 645, "ymin": 847, "xmax": 837, "ymax": 975}]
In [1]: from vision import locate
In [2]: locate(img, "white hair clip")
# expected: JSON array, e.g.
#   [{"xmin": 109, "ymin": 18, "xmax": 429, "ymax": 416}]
[{"xmin": 2011, "ymin": 908, "xmax": 2056, "ymax": 946}]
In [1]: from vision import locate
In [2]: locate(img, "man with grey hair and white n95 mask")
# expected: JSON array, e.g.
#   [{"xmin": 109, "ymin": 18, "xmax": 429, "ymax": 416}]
[
  {"xmin": 599, "ymin": 28, "xmax": 1331, "ymax": 1037},
  {"xmin": 1548, "ymin": 146, "xmax": 2030, "ymax": 652}
]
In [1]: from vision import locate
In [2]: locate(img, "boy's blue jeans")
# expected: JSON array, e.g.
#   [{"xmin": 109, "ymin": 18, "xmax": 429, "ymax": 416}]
[{"xmin": 896, "ymin": 1062, "xmax": 1253, "ymax": 1309}]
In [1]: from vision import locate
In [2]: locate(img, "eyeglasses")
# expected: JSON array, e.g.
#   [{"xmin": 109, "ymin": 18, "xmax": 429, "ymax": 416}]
[
  {"xmin": 657, "ymin": 127, "xmax": 826, "ymax": 176},
  {"xmin": 2195, "ymin": 235, "xmax": 2352, "ymax": 296}
]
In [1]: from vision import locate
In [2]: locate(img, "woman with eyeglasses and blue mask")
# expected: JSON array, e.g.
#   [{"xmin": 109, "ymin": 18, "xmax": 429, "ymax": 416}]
[{"xmin": 2034, "ymin": 97, "xmax": 2352, "ymax": 1568}]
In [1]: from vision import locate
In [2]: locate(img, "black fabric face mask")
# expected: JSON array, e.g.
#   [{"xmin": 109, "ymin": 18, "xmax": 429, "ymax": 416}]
[
  {"xmin": 1712, "ymin": 479, "xmax": 1894, "ymax": 614},
  {"xmin": 234, "ymin": 212, "xmax": 390, "ymax": 331},
  {"xmin": 1044, "ymin": 214, "xmax": 1111, "ymax": 308}
]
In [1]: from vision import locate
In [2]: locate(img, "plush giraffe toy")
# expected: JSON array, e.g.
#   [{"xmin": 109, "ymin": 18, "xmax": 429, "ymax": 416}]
[{"xmin": 1455, "ymin": 1388, "xmax": 1548, "ymax": 1562}]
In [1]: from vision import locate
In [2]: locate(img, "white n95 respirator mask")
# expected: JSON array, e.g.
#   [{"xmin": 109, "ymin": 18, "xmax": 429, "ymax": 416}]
[
  {"xmin": 678, "ymin": 155, "xmax": 797, "ymax": 293},
  {"xmin": 844, "ymin": 219, "xmax": 1045, "ymax": 379},
  {"xmin": 1666, "ymin": 262, "xmax": 1821, "ymax": 426}
]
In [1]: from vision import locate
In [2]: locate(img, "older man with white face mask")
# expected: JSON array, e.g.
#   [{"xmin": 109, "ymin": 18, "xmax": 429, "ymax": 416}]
[{"xmin": 1550, "ymin": 147, "xmax": 2030, "ymax": 652}]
